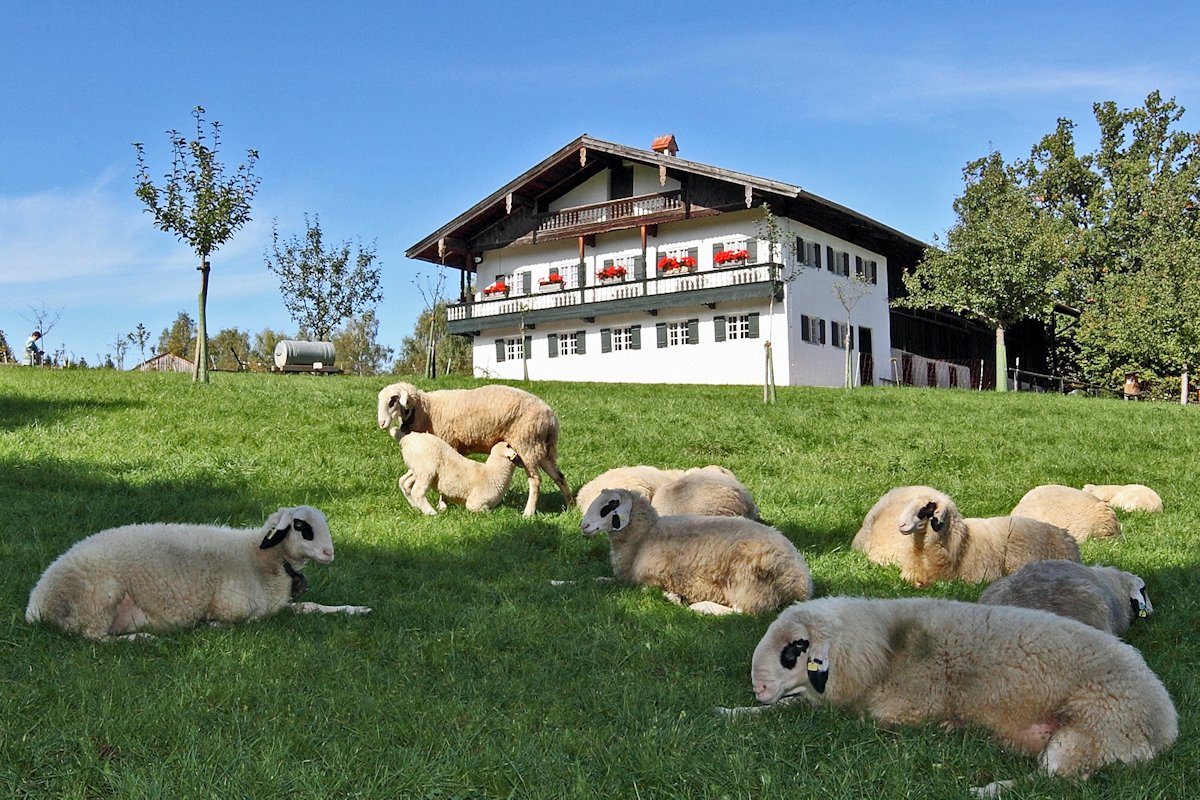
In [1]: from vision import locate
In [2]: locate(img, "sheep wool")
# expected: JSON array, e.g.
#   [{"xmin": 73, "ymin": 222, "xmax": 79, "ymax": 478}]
[
  {"xmin": 575, "ymin": 465, "xmax": 685, "ymax": 516},
  {"xmin": 398, "ymin": 433, "xmax": 521, "ymax": 514},
  {"xmin": 1081, "ymin": 483, "xmax": 1163, "ymax": 513},
  {"xmin": 1012, "ymin": 484, "xmax": 1122, "ymax": 541},
  {"xmin": 378, "ymin": 382, "xmax": 572, "ymax": 516},
  {"xmin": 979, "ymin": 560, "xmax": 1151, "ymax": 637},
  {"xmin": 751, "ymin": 597, "xmax": 1177, "ymax": 787},
  {"xmin": 651, "ymin": 466, "xmax": 759, "ymax": 520},
  {"xmin": 580, "ymin": 489, "xmax": 811, "ymax": 615}
]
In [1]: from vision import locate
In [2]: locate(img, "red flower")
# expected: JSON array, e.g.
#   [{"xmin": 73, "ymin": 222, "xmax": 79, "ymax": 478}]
[
  {"xmin": 597, "ymin": 265, "xmax": 627, "ymax": 280},
  {"xmin": 539, "ymin": 273, "xmax": 564, "ymax": 285},
  {"xmin": 714, "ymin": 248, "xmax": 749, "ymax": 265},
  {"xmin": 483, "ymin": 281, "xmax": 508, "ymax": 295},
  {"xmin": 679, "ymin": 255, "xmax": 697, "ymax": 268},
  {"xmin": 657, "ymin": 256, "xmax": 679, "ymax": 272}
]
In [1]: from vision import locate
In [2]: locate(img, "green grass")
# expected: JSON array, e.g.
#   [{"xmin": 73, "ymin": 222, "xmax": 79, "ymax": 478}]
[{"xmin": 1, "ymin": 368, "xmax": 1196, "ymax": 799}]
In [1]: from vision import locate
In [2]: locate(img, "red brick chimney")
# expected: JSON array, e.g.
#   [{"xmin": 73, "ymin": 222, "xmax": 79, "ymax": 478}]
[{"xmin": 650, "ymin": 134, "xmax": 678, "ymax": 157}]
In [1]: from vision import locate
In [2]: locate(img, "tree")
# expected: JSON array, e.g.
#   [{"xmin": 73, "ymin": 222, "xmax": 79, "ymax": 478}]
[
  {"xmin": 412, "ymin": 269, "xmax": 449, "ymax": 379},
  {"xmin": 332, "ymin": 312, "xmax": 393, "ymax": 375},
  {"xmin": 209, "ymin": 327, "xmax": 252, "ymax": 371},
  {"xmin": 755, "ymin": 204, "xmax": 803, "ymax": 403},
  {"xmin": 899, "ymin": 151, "xmax": 1069, "ymax": 391},
  {"xmin": 134, "ymin": 106, "xmax": 261, "ymax": 383},
  {"xmin": 251, "ymin": 327, "xmax": 291, "ymax": 370},
  {"xmin": 265, "ymin": 214, "xmax": 382, "ymax": 341},
  {"xmin": 832, "ymin": 274, "xmax": 874, "ymax": 389},
  {"xmin": 19, "ymin": 300, "xmax": 63, "ymax": 340},
  {"xmin": 0, "ymin": 330, "xmax": 13, "ymax": 363},
  {"xmin": 111, "ymin": 334, "xmax": 130, "ymax": 370},
  {"xmin": 394, "ymin": 303, "xmax": 472, "ymax": 376},
  {"xmin": 128, "ymin": 323, "xmax": 151, "ymax": 366},
  {"xmin": 158, "ymin": 311, "xmax": 197, "ymax": 358}
]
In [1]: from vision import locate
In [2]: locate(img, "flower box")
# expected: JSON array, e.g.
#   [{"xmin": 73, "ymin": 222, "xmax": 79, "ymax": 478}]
[
  {"xmin": 658, "ymin": 254, "xmax": 698, "ymax": 276},
  {"xmin": 482, "ymin": 281, "xmax": 509, "ymax": 298},
  {"xmin": 713, "ymin": 249, "xmax": 749, "ymax": 268},
  {"xmin": 596, "ymin": 265, "xmax": 627, "ymax": 283},
  {"xmin": 538, "ymin": 281, "xmax": 565, "ymax": 293}
]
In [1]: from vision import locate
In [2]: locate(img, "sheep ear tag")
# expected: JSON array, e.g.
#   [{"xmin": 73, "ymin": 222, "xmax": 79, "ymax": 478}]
[{"xmin": 806, "ymin": 640, "xmax": 831, "ymax": 694}]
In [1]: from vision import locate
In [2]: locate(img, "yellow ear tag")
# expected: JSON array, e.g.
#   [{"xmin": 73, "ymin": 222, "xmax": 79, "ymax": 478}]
[
  {"xmin": 807, "ymin": 661, "xmax": 820, "ymax": 672},
  {"xmin": 1139, "ymin": 609, "xmax": 1148, "ymax": 618}
]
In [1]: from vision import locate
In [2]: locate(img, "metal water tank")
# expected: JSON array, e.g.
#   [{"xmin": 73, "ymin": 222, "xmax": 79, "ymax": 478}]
[{"xmin": 274, "ymin": 340, "xmax": 337, "ymax": 369}]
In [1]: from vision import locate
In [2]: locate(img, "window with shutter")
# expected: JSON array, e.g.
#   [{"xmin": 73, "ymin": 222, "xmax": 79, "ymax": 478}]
[
  {"xmin": 855, "ymin": 256, "xmax": 864, "ymax": 277},
  {"xmin": 801, "ymin": 314, "xmax": 811, "ymax": 342},
  {"xmin": 748, "ymin": 312, "xmax": 759, "ymax": 339},
  {"xmin": 795, "ymin": 237, "xmax": 804, "ymax": 266},
  {"xmin": 633, "ymin": 256, "xmax": 646, "ymax": 281},
  {"xmin": 746, "ymin": 239, "xmax": 758, "ymax": 263},
  {"xmin": 630, "ymin": 325, "xmax": 641, "ymax": 350},
  {"xmin": 548, "ymin": 333, "xmax": 558, "ymax": 358},
  {"xmin": 714, "ymin": 315, "xmax": 726, "ymax": 342},
  {"xmin": 576, "ymin": 330, "xmax": 586, "ymax": 354},
  {"xmin": 826, "ymin": 246, "xmax": 835, "ymax": 272},
  {"xmin": 601, "ymin": 328, "xmax": 612, "ymax": 353},
  {"xmin": 869, "ymin": 260, "xmax": 878, "ymax": 284},
  {"xmin": 812, "ymin": 242, "xmax": 821, "ymax": 269},
  {"xmin": 523, "ymin": 335, "xmax": 532, "ymax": 359},
  {"xmin": 657, "ymin": 322, "xmax": 668, "ymax": 348},
  {"xmin": 687, "ymin": 318, "xmax": 699, "ymax": 345},
  {"xmin": 819, "ymin": 319, "xmax": 827, "ymax": 345},
  {"xmin": 522, "ymin": 272, "xmax": 532, "ymax": 294},
  {"xmin": 495, "ymin": 339, "xmax": 506, "ymax": 362}
]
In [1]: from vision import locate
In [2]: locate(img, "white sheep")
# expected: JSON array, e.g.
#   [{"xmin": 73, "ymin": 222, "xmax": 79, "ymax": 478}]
[
  {"xmin": 398, "ymin": 432, "xmax": 522, "ymax": 515},
  {"xmin": 26, "ymin": 506, "xmax": 370, "ymax": 640},
  {"xmin": 1012, "ymin": 484, "xmax": 1122, "ymax": 541},
  {"xmin": 575, "ymin": 465, "xmax": 685, "ymax": 516},
  {"xmin": 1081, "ymin": 483, "xmax": 1164, "ymax": 513},
  {"xmin": 748, "ymin": 597, "xmax": 1177, "ymax": 794},
  {"xmin": 852, "ymin": 485, "xmax": 942, "ymax": 568},
  {"xmin": 857, "ymin": 487, "xmax": 1080, "ymax": 587},
  {"xmin": 979, "ymin": 560, "xmax": 1152, "ymax": 637},
  {"xmin": 651, "ymin": 466, "xmax": 760, "ymax": 520},
  {"xmin": 580, "ymin": 489, "xmax": 812, "ymax": 615},
  {"xmin": 378, "ymin": 382, "xmax": 572, "ymax": 516}
]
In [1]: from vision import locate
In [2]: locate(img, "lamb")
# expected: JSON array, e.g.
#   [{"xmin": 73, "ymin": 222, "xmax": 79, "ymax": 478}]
[
  {"xmin": 579, "ymin": 489, "xmax": 812, "ymax": 615},
  {"xmin": 1012, "ymin": 484, "xmax": 1122, "ymax": 541},
  {"xmin": 651, "ymin": 466, "xmax": 760, "ymax": 520},
  {"xmin": 26, "ymin": 506, "xmax": 371, "ymax": 640},
  {"xmin": 378, "ymin": 382, "xmax": 572, "ymax": 516},
  {"xmin": 1081, "ymin": 483, "xmax": 1164, "ymax": 513},
  {"xmin": 979, "ymin": 560, "xmax": 1152, "ymax": 637},
  {"xmin": 575, "ymin": 465, "xmax": 685, "ymax": 515},
  {"xmin": 861, "ymin": 487, "xmax": 1079, "ymax": 587},
  {"xmin": 748, "ymin": 597, "xmax": 1177, "ymax": 794},
  {"xmin": 397, "ymin": 432, "xmax": 522, "ymax": 515}
]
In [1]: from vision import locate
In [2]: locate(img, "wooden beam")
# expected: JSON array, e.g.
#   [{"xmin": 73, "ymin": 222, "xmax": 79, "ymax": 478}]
[{"xmin": 437, "ymin": 236, "xmax": 468, "ymax": 259}]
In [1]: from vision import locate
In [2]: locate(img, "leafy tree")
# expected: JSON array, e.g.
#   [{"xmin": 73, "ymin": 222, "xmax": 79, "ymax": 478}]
[
  {"xmin": 158, "ymin": 312, "xmax": 197, "ymax": 358},
  {"xmin": 0, "ymin": 330, "xmax": 13, "ymax": 363},
  {"xmin": 394, "ymin": 303, "xmax": 472, "ymax": 376},
  {"xmin": 898, "ymin": 151, "xmax": 1069, "ymax": 391},
  {"xmin": 265, "ymin": 214, "xmax": 382, "ymax": 341},
  {"xmin": 209, "ymin": 327, "xmax": 252, "ymax": 371},
  {"xmin": 251, "ymin": 327, "xmax": 291, "ymax": 370},
  {"xmin": 128, "ymin": 323, "xmax": 151, "ymax": 366},
  {"xmin": 134, "ymin": 106, "xmax": 261, "ymax": 383},
  {"xmin": 332, "ymin": 312, "xmax": 393, "ymax": 376}
]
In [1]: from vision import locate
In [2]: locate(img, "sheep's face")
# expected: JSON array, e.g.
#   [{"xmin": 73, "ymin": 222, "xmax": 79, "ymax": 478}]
[
  {"xmin": 897, "ymin": 496, "xmax": 950, "ymax": 536},
  {"xmin": 751, "ymin": 610, "xmax": 832, "ymax": 706},
  {"xmin": 1130, "ymin": 576, "xmax": 1153, "ymax": 620},
  {"xmin": 260, "ymin": 506, "xmax": 335, "ymax": 566},
  {"xmin": 377, "ymin": 382, "xmax": 425, "ymax": 434},
  {"xmin": 580, "ymin": 490, "xmax": 632, "ymax": 538},
  {"xmin": 491, "ymin": 441, "xmax": 524, "ymax": 469}
]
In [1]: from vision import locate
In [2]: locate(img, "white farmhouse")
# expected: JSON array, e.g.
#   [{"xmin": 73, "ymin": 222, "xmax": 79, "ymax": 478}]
[{"xmin": 408, "ymin": 134, "xmax": 968, "ymax": 387}]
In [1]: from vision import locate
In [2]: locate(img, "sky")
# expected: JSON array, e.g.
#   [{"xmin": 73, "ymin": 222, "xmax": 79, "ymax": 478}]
[{"xmin": 2, "ymin": 1, "xmax": 1198, "ymax": 366}]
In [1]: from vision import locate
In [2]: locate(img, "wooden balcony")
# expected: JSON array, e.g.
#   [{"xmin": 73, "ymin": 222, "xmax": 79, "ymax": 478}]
[{"xmin": 517, "ymin": 190, "xmax": 696, "ymax": 244}]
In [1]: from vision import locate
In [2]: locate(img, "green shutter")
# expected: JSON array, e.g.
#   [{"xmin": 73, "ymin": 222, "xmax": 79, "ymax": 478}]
[
  {"xmin": 813, "ymin": 243, "xmax": 821, "ymax": 269},
  {"xmin": 633, "ymin": 256, "xmax": 646, "ymax": 281},
  {"xmin": 687, "ymin": 246, "xmax": 698, "ymax": 264},
  {"xmin": 826, "ymin": 247, "xmax": 835, "ymax": 272},
  {"xmin": 548, "ymin": 333, "xmax": 558, "ymax": 358},
  {"xmin": 870, "ymin": 260, "xmax": 878, "ymax": 284},
  {"xmin": 712, "ymin": 242, "xmax": 722, "ymax": 260},
  {"xmin": 522, "ymin": 272, "xmax": 532, "ymax": 294},
  {"xmin": 578, "ymin": 261, "xmax": 588, "ymax": 287},
  {"xmin": 748, "ymin": 312, "xmax": 759, "ymax": 339},
  {"xmin": 576, "ymin": 330, "xmax": 586, "ymax": 354},
  {"xmin": 601, "ymin": 328, "xmax": 611, "ymax": 353},
  {"xmin": 523, "ymin": 335, "xmax": 532, "ymax": 359},
  {"xmin": 795, "ymin": 237, "xmax": 804, "ymax": 266},
  {"xmin": 855, "ymin": 256, "xmax": 864, "ymax": 277},
  {"xmin": 495, "ymin": 339, "xmax": 506, "ymax": 362},
  {"xmin": 687, "ymin": 318, "xmax": 699, "ymax": 345},
  {"xmin": 657, "ymin": 322, "xmax": 668, "ymax": 348},
  {"xmin": 801, "ymin": 315, "xmax": 810, "ymax": 342},
  {"xmin": 630, "ymin": 325, "xmax": 641, "ymax": 350},
  {"xmin": 819, "ymin": 319, "xmax": 827, "ymax": 345},
  {"xmin": 746, "ymin": 239, "xmax": 758, "ymax": 263},
  {"xmin": 714, "ymin": 315, "xmax": 726, "ymax": 342}
]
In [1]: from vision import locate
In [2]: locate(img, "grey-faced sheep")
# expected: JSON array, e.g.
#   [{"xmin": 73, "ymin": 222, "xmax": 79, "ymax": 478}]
[
  {"xmin": 398, "ymin": 433, "xmax": 522, "ymax": 514},
  {"xmin": 979, "ymin": 560, "xmax": 1152, "ymax": 637},
  {"xmin": 1081, "ymin": 483, "xmax": 1163, "ymax": 513},
  {"xmin": 580, "ymin": 489, "xmax": 811, "ymax": 615},
  {"xmin": 1011, "ymin": 484, "xmax": 1121, "ymax": 541},
  {"xmin": 749, "ymin": 597, "xmax": 1177, "ymax": 793},
  {"xmin": 377, "ymin": 382, "xmax": 572, "ymax": 517},
  {"xmin": 26, "ymin": 506, "xmax": 371, "ymax": 640},
  {"xmin": 866, "ymin": 487, "xmax": 1080, "ymax": 587},
  {"xmin": 575, "ymin": 465, "xmax": 685, "ymax": 516},
  {"xmin": 651, "ymin": 466, "xmax": 760, "ymax": 520}
]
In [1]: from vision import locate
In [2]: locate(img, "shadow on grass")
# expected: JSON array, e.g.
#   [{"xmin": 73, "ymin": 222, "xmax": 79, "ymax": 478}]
[{"xmin": 0, "ymin": 394, "xmax": 146, "ymax": 431}]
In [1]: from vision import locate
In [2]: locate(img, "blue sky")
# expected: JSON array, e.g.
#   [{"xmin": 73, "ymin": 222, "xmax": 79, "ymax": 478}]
[{"xmin": 2, "ymin": 1, "xmax": 1197, "ymax": 365}]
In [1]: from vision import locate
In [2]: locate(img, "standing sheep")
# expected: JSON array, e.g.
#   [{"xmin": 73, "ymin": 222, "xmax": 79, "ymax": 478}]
[
  {"xmin": 749, "ymin": 597, "xmax": 1177, "ymax": 793},
  {"xmin": 1081, "ymin": 483, "xmax": 1164, "ymax": 513},
  {"xmin": 575, "ymin": 465, "xmax": 685, "ymax": 515},
  {"xmin": 580, "ymin": 489, "xmax": 812, "ymax": 615},
  {"xmin": 377, "ymin": 382, "xmax": 572, "ymax": 517},
  {"xmin": 866, "ymin": 487, "xmax": 1079, "ymax": 587},
  {"xmin": 26, "ymin": 506, "xmax": 371, "ymax": 640},
  {"xmin": 979, "ymin": 560, "xmax": 1152, "ymax": 637},
  {"xmin": 651, "ymin": 466, "xmax": 760, "ymax": 520},
  {"xmin": 1012, "ymin": 484, "xmax": 1122, "ymax": 541},
  {"xmin": 398, "ymin": 433, "xmax": 523, "ymax": 515}
]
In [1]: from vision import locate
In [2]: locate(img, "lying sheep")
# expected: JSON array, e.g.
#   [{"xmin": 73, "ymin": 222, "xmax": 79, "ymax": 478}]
[
  {"xmin": 1012, "ymin": 484, "xmax": 1122, "ymax": 541},
  {"xmin": 378, "ymin": 382, "xmax": 572, "ymax": 517},
  {"xmin": 1081, "ymin": 483, "xmax": 1164, "ymax": 513},
  {"xmin": 749, "ymin": 597, "xmax": 1177, "ymax": 793},
  {"xmin": 980, "ymin": 560, "xmax": 1152, "ymax": 637},
  {"xmin": 867, "ymin": 487, "xmax": 1079, "ymax": 587},
  {"xmin": 651, "ymin": 465, "xmax": 759, "ymax": 519},
  {"xmin": 398, "ymin": 433, "xmax": 522, "ymax": 515},
  {"xmin": 26, "ymin": 506, "xmax": 371, "ymax": 640},
  {"xmin": 580, "ymin": 489, "xmax": 811, "ymax": 615},
  {"xmin": 575, "ymin": 465, "xmax": 685, "ymax": 515},
  {"xmin": 852, "ymin": 485, "xmax": 942, "ymax": 568}
]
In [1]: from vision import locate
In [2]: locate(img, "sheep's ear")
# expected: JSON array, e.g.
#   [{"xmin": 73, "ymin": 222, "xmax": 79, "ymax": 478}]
[
  {"xmin": 389, "ymin": 389, "xmax": 410, "ymax": 410},
  {"xmin": 779, "ymin": 638, "xmax": 809, "ymax": 670},
  {"xmin": 806, "ymin": 639, "xmax": 831, "ymax": 694},
  {"xmin": 260, "ymin": 507, "xmax": 295, "ymax": 549},
  {"xmin": 1131, "ymin": 583, "xmax": 1152, "ymax": 618}
]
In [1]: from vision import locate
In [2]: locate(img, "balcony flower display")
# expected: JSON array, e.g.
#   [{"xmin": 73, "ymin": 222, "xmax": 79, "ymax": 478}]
[
  {"xmin": 657, "ymin": 254, "xmax": 698, "ymax": 274},
  {"xmin": 482, "ymin": 280, "xmax": 509, "ymax": 297},
  {"xmin": 713, "ymin": 248, "xmax": 749, "ymax": 267},
  {"xmin": 538, "ymin": 273, "xmax": 564, "ymax": 285},
  {"xmin": 596, "ymin": 264, "xmax": 628, "ymax": 282}
]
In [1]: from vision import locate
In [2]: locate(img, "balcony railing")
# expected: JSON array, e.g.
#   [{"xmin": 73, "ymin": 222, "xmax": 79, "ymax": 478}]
[
  {"xmin": 447, "ymin": 262, "xmax": 777, "ymax": 323},
  {"xmin": 536, "ymin": 190, "xmax": 684, "ymax": 235}
]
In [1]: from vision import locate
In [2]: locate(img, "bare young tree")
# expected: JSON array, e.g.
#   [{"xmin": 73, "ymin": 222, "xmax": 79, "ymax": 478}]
[
  {"xmin": 19, "ymin": 300, "xmax": 63, "ymax": 339},
  {"xmin": 127, "ymin": 323, "xmax": 151, "ymax": 366},
  {"xmin": 111, "ymin": 334, "xmax": 130, "ymax": 370},
  {"xmin": 413, "ymin": 269, "xmax": 448, "ymax": 379},
  {"xmin": 832, "ymin": 274, "xmax": 874, "ymax": 389}
]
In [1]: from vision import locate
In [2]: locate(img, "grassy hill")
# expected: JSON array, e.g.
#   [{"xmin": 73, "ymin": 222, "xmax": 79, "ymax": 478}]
[{"xmin": 1, "ymin": 368, "xmax": 1196, "ymax": 798}]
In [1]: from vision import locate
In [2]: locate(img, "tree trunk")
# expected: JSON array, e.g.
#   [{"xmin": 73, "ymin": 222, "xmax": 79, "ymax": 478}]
[
  {"xmin": 843, "ymin": 322, "xmax": 853, "ymax": 389},
  {"xmin": 1181, "ymin": 370, "xmax": 1189, "ymax": 405},
  {"xmin": 195, "ymin": 257, "xmax": 211, "ymax": 383},
  {"xmin": 994, "ymin": 326, "xmax": 1007, "ymax": 392}
]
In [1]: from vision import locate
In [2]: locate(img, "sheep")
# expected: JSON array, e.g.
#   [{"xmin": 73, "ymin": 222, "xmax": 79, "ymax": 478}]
[
  {"xmin": 979, "ymin": 560, "xmax": 1152, "ymax": 637},
  {"xmin": 860, "ymin": 487, "xmax": 1080, "ymax": 587},
  {"xmin": 1081, "ymin": 483, "xmax": 1164, "ymax": 513},
  {"xmin": 579, "ymin": 489, "xmax": 812, "ymax": 615},
  {"xmin": 852, "ymin": 485, "xmax": 943, "ymax": 568},
  {"xmin": 651, "ymin": 466, "xmax": 760, "ymax": 520},
  {"xmin": 575, "ymin": 465, "xmax": 685, "ymax": 515},
  {"xmin": 747, "ymin": 597, "xmax": 1177, "ymax": 794},
  {"xmin": 26, "ymin": 506, "xmax": 371, "ymax": 640},
  {"xmin": 1012, "ymin": 484, "xmax": 1122, "ymax": 541},
  {"xmin": 378, "ymin": 382, "xmax": 572, "ymax": 517},
  {"xmin": 397, "ymin": 432, "xmax": 522, "ymax": 515}
]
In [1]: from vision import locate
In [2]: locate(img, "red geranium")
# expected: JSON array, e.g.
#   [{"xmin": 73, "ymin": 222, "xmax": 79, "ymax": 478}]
[
  {"xmin": 539, "ymin": 273, "xmax": 564, "ymax": 285},
  {"xmin": 657, "ymin": 256, "xmax": 680, "ymax": 272},
  {"xmin": 597, "ymin": 265, "xmax": 627, "ymax": 280},
  {"xmin": 679, "ymin": 255, "xmax": 697, "ymax": 268},
  {"xmin": 483, "ymin": 280, "xmax": 508, "ymax": 295},
  {"xmin": 714, "ymin": 248, "xmax": 749, "ymax": 266}
]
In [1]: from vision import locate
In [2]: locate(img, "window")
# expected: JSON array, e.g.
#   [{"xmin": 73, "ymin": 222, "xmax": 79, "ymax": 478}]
[
  {"xmin": 658, "ymin": 319, "xmax": 699, "ymax": 347},
  {"xmin": 831, "ymin": 321, "xmax": 854, "ymax": 348},
  {"xmin": 714, "ymin": 313, "xmax": 760, "ymax": 341},
  {"xmin": 800, "ymin": 315, "xmax": 826, "ymax": 345},
  {"xmin": 494, "ymin": 336, "xmax": 532, "ymax": 362},
  {"xmin": 601, "ymin": 325, "xmax": 641, "ymax": 353},
  {"xmin": 796, "ymin": 237, "xmax": 821, "ymax": 269},
  {"xmin": 667, "ymin": 321, "xmax": 687, "ymax": 347},
  {"xmin": 506, "ymin": 338, "xmax": 523, "ymax": 361},
  {"xmin": 613, "ymin": 327, "xmax": 633, "ymax": 351},
  {"xmin": 558, "ymin": 333, "xmax": 579, "ymax": 356}
]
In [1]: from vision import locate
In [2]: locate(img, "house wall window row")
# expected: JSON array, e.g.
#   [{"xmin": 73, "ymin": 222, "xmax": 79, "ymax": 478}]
[
  {"xmin": 494, "ymin": 335, "xmax": 532, "ymax": 362},
  {"xmin": 601, "ymin": 325, "xmax": 641, "ymax": 352}
]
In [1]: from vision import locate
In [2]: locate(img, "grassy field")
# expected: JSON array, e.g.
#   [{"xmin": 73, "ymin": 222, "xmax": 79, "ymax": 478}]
[{"xmin": 1, "ymin": 368, "xmax": 1196, "ymax": 799}]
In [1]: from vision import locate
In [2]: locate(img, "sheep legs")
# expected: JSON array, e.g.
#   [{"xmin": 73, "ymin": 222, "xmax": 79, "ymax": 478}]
[
  {"xmin": 540, "ymin": 457, "xmax": 574, "ymax": 508},
  {"xmin": 291, "ymin": 602, "xmax": 372, "ymax": 615},
  {"xmin": 521, "ymin": 468, "xmax": 541, "ymax": 517},
  {"xmin": 402, "ymin": 472, "xmax": 440, "ymax": 516},
  {"xmin": 663, "ymin": 592, "xmax": 737, "ymax": 615}
]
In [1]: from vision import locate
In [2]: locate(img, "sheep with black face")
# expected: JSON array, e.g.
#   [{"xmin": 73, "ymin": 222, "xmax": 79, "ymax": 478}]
[{"xmin": 574, "ymin": 465, "xmax": 686, "ymax": 516}]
